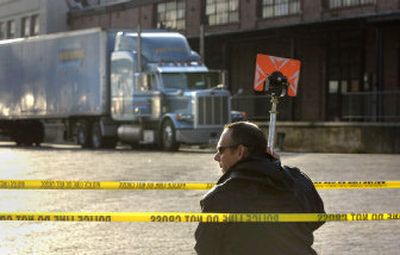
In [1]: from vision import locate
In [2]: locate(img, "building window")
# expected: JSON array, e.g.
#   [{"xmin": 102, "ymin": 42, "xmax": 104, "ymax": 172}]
[
  {"xmin": 6, "ymin": 20, "xmax": 15, "ymax": 38},
  {"xmin": 157, "ymin": 0, "xmax": 185, "ymax": 30},
  {"xmin": 205, "ymin": 0, "xmax": 239, "ymax": 26},
  {"xmin": 0, "ymin": 22, "xmax": 4, "ymax": 39},
  {"xmin": 21, "ymin": 17, "xmax": 30, "ymax": 37},
  {"xmin": 260, "ymin": 0, "xmax": 301, "ymax": 18},
  {"xmin": 31, "ymin": 15, "xmax": 39, "ymax": 35},
  {"xmin": 328, "ymin": 0, "xmax": 375, "ymax": 8}
]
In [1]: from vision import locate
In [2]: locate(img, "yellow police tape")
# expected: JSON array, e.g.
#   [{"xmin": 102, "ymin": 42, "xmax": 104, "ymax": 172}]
[
  {"xmin": 0, "ymin": 180, "xmax": 400, "ymax": 190},
  {"xmin": 0, "ymin": 212, "xmax": 399, "ymax": 222}
]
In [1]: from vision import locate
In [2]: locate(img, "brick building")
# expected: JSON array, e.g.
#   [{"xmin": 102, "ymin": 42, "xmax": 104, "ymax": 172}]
[
  {"xmin": 68, "ymin": 0, "xmax": 399, "ymax": 121},
  {"xmin": 67, "ymin": 0, "xmax": 400, "ymax": 152}
]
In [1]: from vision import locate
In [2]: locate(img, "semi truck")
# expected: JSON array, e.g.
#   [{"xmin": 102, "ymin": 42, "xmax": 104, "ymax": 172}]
[{"xmin": 0, "ymin": 28, "xmax": 234, "ymax": 150}]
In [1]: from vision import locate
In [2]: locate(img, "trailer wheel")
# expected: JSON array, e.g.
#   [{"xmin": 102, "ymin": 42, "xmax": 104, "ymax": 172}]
[
  {"xmin": 160, "ymin": 119, "xmax": 179, "ymax": 151},
  {"xmin": 31, "ymin": 121, "xmax": 44, "ymax": 146},
  {"xmin": 12, "ymin": 121, "xmax": 43, "ymax": 147},
  {"xmin": 77, "ymin": 123, "xmax": 91, "ymax": 148},
  {"xmin": 91, "ymin": 122, "xmax": 104, "ymax": 149},
  {"xmin": 91, "ymin": 122, "xmax": 117, "ymax": 149}
]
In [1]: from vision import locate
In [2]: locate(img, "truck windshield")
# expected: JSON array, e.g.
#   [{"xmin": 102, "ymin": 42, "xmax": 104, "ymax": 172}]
[{"xmin": 161, "ymin": 72, "xmax": 220, "ymax": 90}]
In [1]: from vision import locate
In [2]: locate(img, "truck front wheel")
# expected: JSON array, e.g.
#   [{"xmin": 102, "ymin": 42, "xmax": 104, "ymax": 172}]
[{"xmin": 160, "ymin": 119, "xmax": 180, "ymax": 151}]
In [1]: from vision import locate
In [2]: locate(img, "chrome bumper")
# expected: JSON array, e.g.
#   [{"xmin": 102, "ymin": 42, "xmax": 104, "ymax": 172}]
[{"xmin": 176, "ymin": 128, "xmax": 222, "ymax": 145}]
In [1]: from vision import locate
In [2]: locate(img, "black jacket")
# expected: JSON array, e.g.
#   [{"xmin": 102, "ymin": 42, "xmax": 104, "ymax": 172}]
[{"xmin": 194, "ymin": 156, "xmax": 325, "ymax": 255}]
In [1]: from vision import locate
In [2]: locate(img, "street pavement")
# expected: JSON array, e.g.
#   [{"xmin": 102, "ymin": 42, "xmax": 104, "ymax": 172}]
[{"xmin": 0, "ymin": 143, "xmax": 399, "ymax": 254}]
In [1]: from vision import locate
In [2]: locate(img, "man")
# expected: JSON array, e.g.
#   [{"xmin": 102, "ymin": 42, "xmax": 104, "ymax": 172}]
[{"xmin": 194, "ymin": 121, "xmax": 325, "ymax": 255}]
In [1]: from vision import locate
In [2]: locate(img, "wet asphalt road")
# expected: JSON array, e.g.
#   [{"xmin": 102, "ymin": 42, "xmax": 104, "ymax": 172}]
[{"xmin": 0, "ymin": 142, "xmax": 399, "ymax": 254}]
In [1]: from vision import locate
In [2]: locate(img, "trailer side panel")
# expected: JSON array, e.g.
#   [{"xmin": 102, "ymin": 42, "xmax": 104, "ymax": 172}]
[{"xmin": 0, "ymin": 28, "xmax": 108, "ymax": 119}]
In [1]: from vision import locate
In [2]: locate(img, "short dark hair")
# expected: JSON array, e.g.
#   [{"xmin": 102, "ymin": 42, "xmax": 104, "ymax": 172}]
[{"xmin": 224, "ymin": 121, "xmax": 267, "ymax": 156}]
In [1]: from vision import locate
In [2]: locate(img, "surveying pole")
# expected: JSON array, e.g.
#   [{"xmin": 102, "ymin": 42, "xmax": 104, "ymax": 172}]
[
  {"xmin": 265, "ymin": 71, "xmax": 288, "ymax": 152},
  {"xmin": 253, "ymin": 54, "xmax": 301, "ymax": 152},
  {"xmin": 267, "ymin": 95, "xmax": 279, "ymax": 152}
]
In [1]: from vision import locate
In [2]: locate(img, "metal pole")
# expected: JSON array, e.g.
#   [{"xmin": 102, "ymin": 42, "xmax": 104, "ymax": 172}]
[
  {"xmin": 267, "ymin": 96, "xmax": 279, "ymax": 152},
  {"xmin": 200, "ymin": 24, "xmax": 205, "ymax": 63},
  {"xmin": 137, "ymin": 24, "xmax": 142, "ymax": 72}
]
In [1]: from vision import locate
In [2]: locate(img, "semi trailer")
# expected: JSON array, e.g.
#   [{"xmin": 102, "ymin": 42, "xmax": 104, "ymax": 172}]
[{"xmin": 0, "ymin": 28, "xmax": 234, "ymax": 150}]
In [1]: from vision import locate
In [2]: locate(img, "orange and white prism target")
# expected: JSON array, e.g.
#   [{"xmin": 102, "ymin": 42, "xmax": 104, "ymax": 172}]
[{"xmin": 253, "ymin": 54, "xmax": 301, "ymax": 97}]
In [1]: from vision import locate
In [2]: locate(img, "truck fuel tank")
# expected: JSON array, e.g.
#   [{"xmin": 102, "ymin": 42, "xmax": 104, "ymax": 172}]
[{"xmin": 117, "ymin": 124, "xmax": 154, "ymax": 144}]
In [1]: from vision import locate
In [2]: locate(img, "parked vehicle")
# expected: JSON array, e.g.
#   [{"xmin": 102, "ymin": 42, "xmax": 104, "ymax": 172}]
[{"xmin": 0, "ymin": 28, "xmax": 235, "ymax": 150}]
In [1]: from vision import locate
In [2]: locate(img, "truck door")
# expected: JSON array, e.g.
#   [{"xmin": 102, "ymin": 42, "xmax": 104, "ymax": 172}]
[
  {"xmin": 111, "ymin": 52, "xmax": 135, "ymax": 121},
  {"xmin": 131, "ymin": 73, "xmax": 155, "ymax": 118}
]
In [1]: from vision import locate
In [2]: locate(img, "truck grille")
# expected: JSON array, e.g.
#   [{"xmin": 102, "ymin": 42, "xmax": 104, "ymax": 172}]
[{"xmin": 196, "ymin": 95, "xmax": 229, "ymax": 127}]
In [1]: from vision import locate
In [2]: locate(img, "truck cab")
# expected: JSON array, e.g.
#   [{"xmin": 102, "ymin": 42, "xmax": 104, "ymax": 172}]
[{"xmin": 110, "ymin": 31, "xmax": 230, "ymax": 150}]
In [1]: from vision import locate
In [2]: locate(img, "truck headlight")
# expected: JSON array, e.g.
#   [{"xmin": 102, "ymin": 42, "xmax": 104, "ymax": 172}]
[{"xmin": 176, "ymin": 113, "xmax": 193, "ymax": 122}]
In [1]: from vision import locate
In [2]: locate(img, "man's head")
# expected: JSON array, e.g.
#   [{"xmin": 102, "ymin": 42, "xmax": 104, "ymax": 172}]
[{"xmin": 214, "ymin": 121, "xmax": 267, "ymax": 173}]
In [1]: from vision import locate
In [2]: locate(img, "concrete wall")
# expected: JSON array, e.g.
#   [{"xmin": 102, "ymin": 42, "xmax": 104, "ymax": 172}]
[{"xmin": 257, "ymin": 122, "xmax": 400, "ymax": 153}]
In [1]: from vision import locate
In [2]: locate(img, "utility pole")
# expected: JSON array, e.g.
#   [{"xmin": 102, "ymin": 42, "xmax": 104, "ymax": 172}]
[{"xmin": 200, "ymin": 24, "xmax": 205, "ymax": 63}]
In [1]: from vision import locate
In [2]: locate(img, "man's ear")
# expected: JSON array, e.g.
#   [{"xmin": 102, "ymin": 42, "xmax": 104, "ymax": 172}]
[{"xmin": 237, "ymin": 144, "xmax": 248, "ymax": 160}]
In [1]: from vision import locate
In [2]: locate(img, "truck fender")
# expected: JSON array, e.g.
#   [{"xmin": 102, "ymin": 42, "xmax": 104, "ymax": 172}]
[
  {"xmin": 159, "ymin": 113, "xmax": 194, "ymax": 131},
  {"xmin": 159, "ymin": 114, "xmax": 179, "ymax": 130}
]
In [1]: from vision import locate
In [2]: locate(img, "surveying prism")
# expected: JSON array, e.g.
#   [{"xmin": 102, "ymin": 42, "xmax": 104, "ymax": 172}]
[{"xmin": 253, "ymin": 54, "xmax": 301, "ymax": 152}]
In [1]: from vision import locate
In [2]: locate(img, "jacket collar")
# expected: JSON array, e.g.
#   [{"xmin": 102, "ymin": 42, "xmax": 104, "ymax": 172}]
[{"xmin": 217, "ymin": 156, "xmax": 294, "ymax": 191}]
